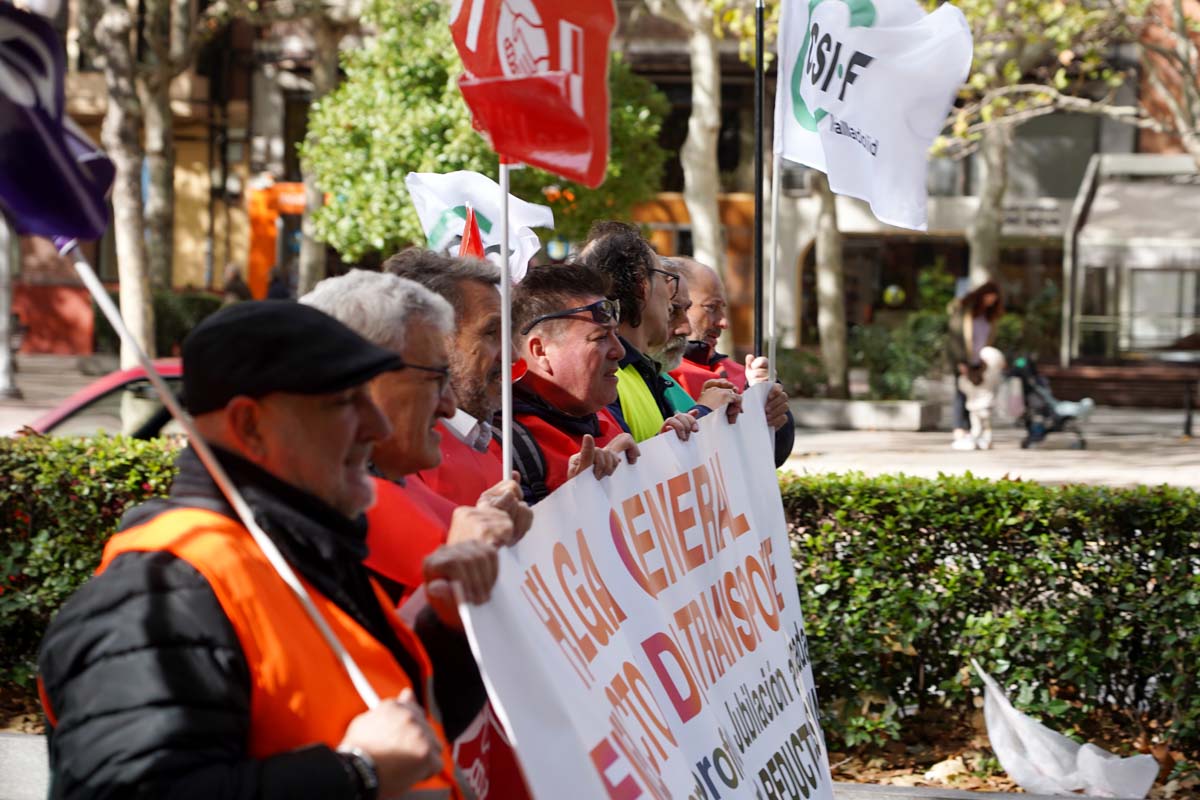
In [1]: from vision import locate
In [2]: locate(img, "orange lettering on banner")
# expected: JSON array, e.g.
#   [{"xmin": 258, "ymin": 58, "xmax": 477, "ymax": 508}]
[
  {"xmin": 578, "ymin": 528, "xmax": 628, "ymax": 631},
  {"xmin": 620, "ymin": 495, "xmax": 669, "ymax": 596},
  {"xmin": 589, "ymin": 737, "xmax": 643, "ymax": 799},
  {"xmin": 691, "ymin": 463, "xmax": 720, "ymax": 555},
  {"xmin": 698, "ymin": 585, "xmax": 738, "ymax": 675},
  {"xmin": 641, "ymin": 631, "xmax": 703, "ymax": 724},
  {"xmin": 609, "ymin": 710, "xmax": 673, "ymax": 800},
  {"xmin": 745, "ymin": 550, "xmax": 781, "ymax": 632},
  {"xmin": 521, "ymin": 564, "xmax": 594, "ymax": 687},
  {"xmin": 668, "ymin": 473, "xmax": 704, "ymax": 571},
  {"xmin": 712, "ymin": 453, "xmax": 751, "ymax": 542},
  {"xmin": 646, "ymin": 484, "xmax": 682, "ymax": 584},
  {"xmin": 554, "ymin": 541, "xmax": 602, "ymax": 659},
  {"xmin": 728, "ymin": 566, "xmax": 761, "ymax": 652}
]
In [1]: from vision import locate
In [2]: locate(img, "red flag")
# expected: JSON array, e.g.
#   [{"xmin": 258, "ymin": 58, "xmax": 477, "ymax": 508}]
[
  {"xmin": 449, "ymin": 0, "xmax": 615, "ymax": 188},
  {"xmin": 459, "ymin": 205, "xmax": 486, "ymax": 258}
]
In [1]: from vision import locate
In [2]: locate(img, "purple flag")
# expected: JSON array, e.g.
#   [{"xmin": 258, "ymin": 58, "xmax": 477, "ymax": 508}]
[{"xmin": 0, "ymin": 1, "xmax": 114, "ymax": 240}]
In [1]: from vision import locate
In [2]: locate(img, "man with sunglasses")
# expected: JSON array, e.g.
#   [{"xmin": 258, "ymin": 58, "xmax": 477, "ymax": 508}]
[
  {"xmin": 669, "ymin": 257, "xmax": 796, "ymax": 467},
  {"xmin": 580, "ymin": 222, "xmax": 741, "ymax": 443},
  {"xmin": 510, "ymin": 262, "xmax": 643, "ymax": 503}
]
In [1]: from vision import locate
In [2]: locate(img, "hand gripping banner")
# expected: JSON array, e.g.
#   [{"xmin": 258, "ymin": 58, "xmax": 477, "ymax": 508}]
[{"xmin": 448, "ymin": 0, "xmax": 616, "ymax": 188}]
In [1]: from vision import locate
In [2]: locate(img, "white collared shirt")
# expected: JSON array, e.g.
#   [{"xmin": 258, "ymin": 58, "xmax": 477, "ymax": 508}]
[{"xmin": 443, "ymin": 409, "xmax": 492, "ymax": 452}]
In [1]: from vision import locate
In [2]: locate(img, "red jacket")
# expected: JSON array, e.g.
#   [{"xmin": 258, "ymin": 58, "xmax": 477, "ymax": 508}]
[
  {"xmin": 364, "ymin": 476, "xmax": 454, "ymax": 591},
  {"xmin": 512, "ymin": 386, "xmax": 622, "ymax": 502},
  {"xmin": 417, "ymin": 420, "xmax": 504, "ymax": 507},
  {"xmin": 671, "ymin": 349, "xmax": 748, "ymax": 399}
]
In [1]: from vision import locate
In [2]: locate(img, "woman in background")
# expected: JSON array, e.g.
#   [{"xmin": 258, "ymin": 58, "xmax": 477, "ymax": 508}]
[{"xmin": 947, "ymin": 281, "xmax": 1004, "ymax": 450}]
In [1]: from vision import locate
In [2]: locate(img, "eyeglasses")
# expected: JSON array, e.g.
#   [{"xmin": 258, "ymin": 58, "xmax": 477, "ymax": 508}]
[
  {"xmin": 649, "ymin": 267, "xmax": 680, "ymax": 298},
  {"xmin": 520, "ymin": 298, "xmax": 621, "ymax": 335},
  {"xmin": 399, "ymin": 359, "xmax": 452, "ymax": 394}
]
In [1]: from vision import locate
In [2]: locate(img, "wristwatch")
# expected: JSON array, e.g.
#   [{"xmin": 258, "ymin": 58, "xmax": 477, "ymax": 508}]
[{"xmin": 337, "ymin": 746, "xmax": 380, "ymax": 800}]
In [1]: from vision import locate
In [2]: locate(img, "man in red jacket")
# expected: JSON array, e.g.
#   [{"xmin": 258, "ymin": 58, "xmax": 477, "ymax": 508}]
[
  {"xmin": 510, "ymin": 261, "xmax": 661, "ymax": 503},
  {"xmin": 669, "ymin": 257, "xmax": 796, "ymax": 467},
  {"xmin": 384, "ymin": 249, "xmax": 508, "ymax": 507}
]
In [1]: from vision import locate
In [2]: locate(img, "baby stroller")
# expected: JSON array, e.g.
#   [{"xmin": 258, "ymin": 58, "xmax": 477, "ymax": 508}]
[{"xmin": 1008, "ymin": 356, "xmax": 1093, "ymax": 449}]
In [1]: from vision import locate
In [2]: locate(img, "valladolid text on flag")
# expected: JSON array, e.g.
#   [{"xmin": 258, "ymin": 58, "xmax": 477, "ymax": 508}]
[
  {"xmin": 773, "ymin": 0, "xmax": 972, "ymax": 231},
  {"xmin": 461, "ymin": 384, "xmax": 834, "ymax": 800},
  {"xmin": 0, "ymin": 1, "xmax": 114, "ymax": 239},
  {"xmin": 405, "ymin": 170, "xmax": 554, "ymax": 282},
  {"xmin": 448, "ymin": 0, "xmax": 616, "ymax": 188}
]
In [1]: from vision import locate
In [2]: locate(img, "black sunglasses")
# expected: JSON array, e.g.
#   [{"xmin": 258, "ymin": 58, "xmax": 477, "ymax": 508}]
[
  {"xmin": 649, "ymin": 267, "xmax": 680, "ymax": 298},
  {"xmin": 520, "ymin": 298, "xmax": 621, "ymax": 335}
]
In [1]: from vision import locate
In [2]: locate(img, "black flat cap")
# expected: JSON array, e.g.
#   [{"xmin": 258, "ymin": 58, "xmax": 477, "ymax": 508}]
[{"xmin": 182, "ymin": 300, "xmax": 404, "ymax": 415}]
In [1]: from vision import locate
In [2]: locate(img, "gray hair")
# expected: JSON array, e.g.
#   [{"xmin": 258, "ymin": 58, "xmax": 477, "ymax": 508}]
[
  {"xmin": 382, "ymin": 247, "xmax": 500, "ymax": 321},
  {"xmin": 300, "ymin": 269, "xmax": 454, "ymax": 353}
]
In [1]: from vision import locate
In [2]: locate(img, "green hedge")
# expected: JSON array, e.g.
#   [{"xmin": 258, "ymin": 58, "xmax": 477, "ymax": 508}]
[
  {"xmin": 783, "ymin": 471, "xmax": 1200, "ymax": 754},
  {"xmin": 94, "ymin": 290, "xmax": 223, "ymax": 356},
  {"xmin": 4, "ymin": 436, "xmax": 1198, "ymax": 758},
  {"xmin": 0, "ymin": 434, "xmax": 177, "ymax": 686}
]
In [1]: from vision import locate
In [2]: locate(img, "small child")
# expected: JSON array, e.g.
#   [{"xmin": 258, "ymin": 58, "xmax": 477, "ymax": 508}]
[{"xmin": 956, "ymin": 346, "xmax": 1007, "ymax": 450}]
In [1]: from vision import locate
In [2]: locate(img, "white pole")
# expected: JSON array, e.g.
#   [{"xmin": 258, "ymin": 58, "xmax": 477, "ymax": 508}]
[
  {"xmin": 0, "ymin": 214, "xmax": 21, "ymax": 399},
  {"xmin": 57, "ymin": 238, "xmax": 381, "ymax": 710},
  {"xmin": 768, "ymin": 153, "xmax": 782, "ymax": 384},
  {"xmin": 499, "ymin": 162, "xmax": 513, "ymax": 480}
]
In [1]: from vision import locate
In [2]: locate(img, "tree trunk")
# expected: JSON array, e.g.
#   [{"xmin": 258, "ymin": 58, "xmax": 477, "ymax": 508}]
[
  {"xmin": 813, "ymin": 173, "xmax": 848, "ymax": 399},
  {"xmin": 143, "ymin": 75, "xmax": 174, "ymax": 289},
  {"xmin": 680, "ymin": 24, "xmax": 724, "ymax": 273},
  {"xmin": 967, "ymin": 124, "xmax": 1010, "ymax": 288},
  {"xmin": 297, "ymin": 20, "xmax": 343, "ymax": 296},
  {"xmin": 0, "ymin": 214, "xmax": 21, "ymax": 399},
  {"xmin": 97, "ymin": 3, "xmax": 154, "ymax": 369}
]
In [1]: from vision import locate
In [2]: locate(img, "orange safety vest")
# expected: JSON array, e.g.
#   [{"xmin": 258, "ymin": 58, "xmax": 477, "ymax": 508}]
[
  {"xmin": 670, "ymin": 354, "xmax": 748, "ymax": 400},
  {"xmin": 418, "ymin": 422, "xmax": 504, "ymax": 507},
  {"xmin": 90, "ymin": 507, "xmax": 464, "ymax": 799}
]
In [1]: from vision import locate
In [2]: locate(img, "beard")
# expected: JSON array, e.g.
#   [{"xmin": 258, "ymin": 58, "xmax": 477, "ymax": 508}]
[
  {"xmin": 450, "ymin": 357, "xmax": 503, "ymax": 422},
  {"xmin": 655, "ymin": 335, "xmax": 688, "ymax": 372}
]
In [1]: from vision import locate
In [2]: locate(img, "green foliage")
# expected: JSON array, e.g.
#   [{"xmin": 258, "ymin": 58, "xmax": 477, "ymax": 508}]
[
  {"xmin": 302, "ymin": 0, "xmax": 669, "ymax": 261},
  {"xmin": 937, "ymin": 0, "xmax": 1153, "ymax": 151},
  {"xmin": 783, "ymin": 471, "xmax": 1200, "ymax": 753},
  {"xmin": 0, "ymin": 434, "xmax": 177, "ymax": 686},
  {"xmin": 94, "ymin": 290, "xmax": 222, "ymax": 356},
  {"xmin": 917, "ymin": 258, "xmax": 956, "ymax": 313},
  {"xmin": 849, "ymin": 311, "xmax": 947, "ymax": 400},
  {"xmin": 994, "ymin": 282, "xmax": 1061, "ymax": 361},
  {"xmin": 775, "ymin": 348, "xmax": 827, "ymax": 398}
]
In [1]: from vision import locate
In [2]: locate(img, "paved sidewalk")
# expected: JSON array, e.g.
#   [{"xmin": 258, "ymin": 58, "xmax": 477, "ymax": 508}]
[
  {"xmin": 0, "ymin": 355, "xmax": 99, "ymax": 435},
  {"xmin": 785, "ymin": 406, "xmax": 1200, "ymax": 488}
]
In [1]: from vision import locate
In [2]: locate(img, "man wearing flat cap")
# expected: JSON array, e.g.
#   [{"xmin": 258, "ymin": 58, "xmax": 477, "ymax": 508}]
[{"xmin": 38, "ymin": 301, "xmax": 496, "ymax": 799}]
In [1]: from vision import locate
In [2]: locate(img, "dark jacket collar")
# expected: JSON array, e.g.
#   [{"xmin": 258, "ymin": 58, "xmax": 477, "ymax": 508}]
[
  {"xmin": 514, "ymin": 381, "xmax": 604, "ymax": 438},
  {"xmin": 684, "ymin": 340, "xmax": 727, "ymax": 369}
]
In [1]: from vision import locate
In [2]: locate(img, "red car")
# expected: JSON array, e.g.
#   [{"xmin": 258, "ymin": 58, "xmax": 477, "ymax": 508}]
[{"xmin": 30, "ymin": 360, "xmax": 184, "ymax": 438}]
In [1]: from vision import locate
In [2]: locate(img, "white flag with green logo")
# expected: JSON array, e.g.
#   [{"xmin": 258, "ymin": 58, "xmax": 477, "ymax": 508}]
[
  {"xmin": 405, "ymin": 171, "xmax": 555, "ymax": 282},
  {"xmin": 773, "ymin": 0, "xmax": 972, "ymax": 230}
]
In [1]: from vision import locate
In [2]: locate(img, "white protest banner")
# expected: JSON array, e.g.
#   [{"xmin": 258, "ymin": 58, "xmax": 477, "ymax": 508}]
[
  {"xmin": 773, "ymin": 0, "xmax": 972, "ymax": 230},
  {"xmin": 405, "ymin": 170, "xmax": 554, "ymax": 281},
  {"xmin": 461, "ymin": 384, "xmax": 833, "ymax": 800}
]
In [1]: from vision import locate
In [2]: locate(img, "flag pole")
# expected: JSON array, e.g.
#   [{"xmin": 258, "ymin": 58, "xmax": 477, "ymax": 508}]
[
  {"xmin": 55, "ymin": 238, "xmax": 381, "ymax": 710},
  {"xmin": 769, "ymin": 151, "xmax": 781, "ymax": 383},
  {"xmin": 752, "ymin": 0, "xmax": 766, "ymax": 359},
  {"xmin": 498, "ymin": 160, "xmax": 513, "ymax": 480}
]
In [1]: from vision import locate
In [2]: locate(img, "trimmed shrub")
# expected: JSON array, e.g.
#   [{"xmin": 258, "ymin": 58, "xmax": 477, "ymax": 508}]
[
  {"xmin": 782, "ymin": 471, "xmax": 1200, "ymax": 754},
  {"xmin": 0, "ymin": 434, "xmax": 177, "ymax": 686},
  {"xmin": 94, "ymin": 290, "xmax": 223, "ymax": 356}
]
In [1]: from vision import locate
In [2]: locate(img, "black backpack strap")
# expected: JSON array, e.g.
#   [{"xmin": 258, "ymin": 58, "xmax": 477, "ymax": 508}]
[{"xmin": 509, "ymin": 420, "xmax": 550, "ymax": 504}]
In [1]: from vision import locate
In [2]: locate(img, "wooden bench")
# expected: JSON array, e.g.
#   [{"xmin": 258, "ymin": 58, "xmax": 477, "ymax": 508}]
[{"xmin": 1040, "ymin": 363, "xmax": 1200, "ymax": 436}]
